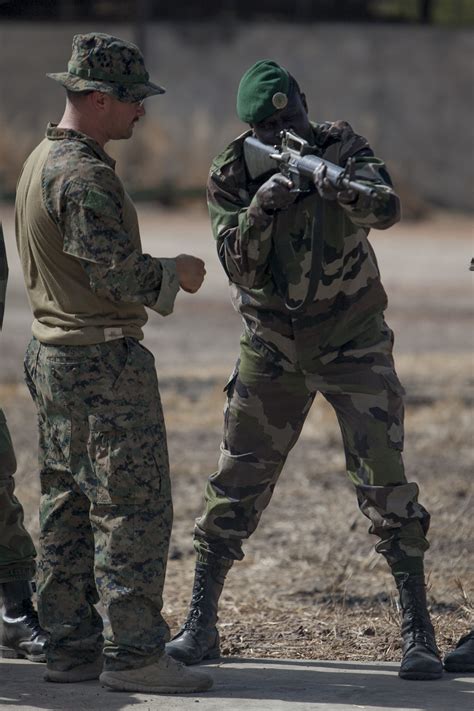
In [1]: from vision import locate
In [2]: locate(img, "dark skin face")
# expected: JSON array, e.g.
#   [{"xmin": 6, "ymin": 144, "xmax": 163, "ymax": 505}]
[
  {"xmin": 251, "ymin": 87, "xmax": 312, "ymax": 147},
  {"xmin": 251, "ymin": 84, "xmax": 356, "ymax": 207}
]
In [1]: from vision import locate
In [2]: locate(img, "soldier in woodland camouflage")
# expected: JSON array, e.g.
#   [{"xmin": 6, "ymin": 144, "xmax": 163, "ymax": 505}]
[
  {"xmin": 15, "ymin": 33, "xmax": 211, "ymax": 693},
  {"xmin": 166, "ymin": 60, "xmax": 443, "ymax": 680},
  {"xmin": 0, "ymin": 225, "xmax": 47, "ymax": 662}
]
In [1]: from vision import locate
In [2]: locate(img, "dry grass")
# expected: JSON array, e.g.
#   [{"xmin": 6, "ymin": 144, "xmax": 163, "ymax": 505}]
[{"xmin": 2, "ymin": 349, "xmax": 472, "ymax": 662}]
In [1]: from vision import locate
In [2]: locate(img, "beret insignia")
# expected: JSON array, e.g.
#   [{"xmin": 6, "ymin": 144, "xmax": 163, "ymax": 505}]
[{"xmin": 272, "ymin": 92, "xmax": 288, "ymax": 110}]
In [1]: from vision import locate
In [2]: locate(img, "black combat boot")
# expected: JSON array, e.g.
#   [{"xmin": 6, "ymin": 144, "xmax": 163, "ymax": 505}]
[
  {"xmin": 166, "ymin": 557, "xmax": 233, "ymax": 665},
  {"xmin": 1, "ymin": 581, "xmax": 48, "ymax": 662},
  {"xmin": 444, "ymin": 630, "xmax": 474, "ymax": 673},
  {"xmin": 396, "ymin": 574, "xmax": 442, "ymax": 680}
]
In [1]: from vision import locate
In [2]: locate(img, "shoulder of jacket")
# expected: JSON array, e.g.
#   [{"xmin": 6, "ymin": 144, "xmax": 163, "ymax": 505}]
[
  {"xmin": 312, "ymin": 120, "xmax": 355, "ymax": 146},
  {"xmin": 42, "ymin": 143, "xmax": 123, "ymax": 224},
  {"xmin": 49, "ymin": 138, "xmax": 113, "ymax": 172},
  {"xmin": 312, "ymin": 120, "xmax": 371, "ymax": 162},
  {"xmin": 210, "ymin": 129, "xmax": 252, "ymax": 178},
  {"xmin": 55, "ymin": 146, "xmax": 121, "ymax": 195}
]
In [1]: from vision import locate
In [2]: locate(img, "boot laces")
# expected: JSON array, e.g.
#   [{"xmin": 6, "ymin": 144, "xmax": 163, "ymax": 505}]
[
  {"xmin": 401, "ymin": 583, "xmax": 435, "ymax": 651},
  {"xmin": 405, "ymin": 602, "xmax": 431, "ymax": 645},
  {"xmin": 183, "ymin": 572, "xmax": 207, "ymax": 631},
  {"xmin": 180, "ymin": 560, "xmax": 229, "ymax": 634},
  {"xmin": 18, "ymin": 599, "xmax": 44, "ymax": 638}
]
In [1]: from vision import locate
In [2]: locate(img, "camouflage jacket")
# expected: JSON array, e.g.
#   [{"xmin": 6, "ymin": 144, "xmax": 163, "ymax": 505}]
[
  {"xmin": 15, "ymin": 125, "xmax": 179, "ymax": 345},
  {"xmin": 207, "ymin": 121, "xmax": 401, "ymax": 371}
]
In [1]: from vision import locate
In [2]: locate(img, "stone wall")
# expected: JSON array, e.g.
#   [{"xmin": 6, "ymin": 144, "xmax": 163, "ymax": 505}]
[{"xmin": 0, "ymin": 21, "xmax": 472, "ymax": 209}]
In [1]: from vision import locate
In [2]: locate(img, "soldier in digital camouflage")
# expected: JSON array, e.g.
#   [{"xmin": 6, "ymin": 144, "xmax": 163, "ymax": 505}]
[
  {"xmin": 0, "ymin": 224, "xmax": 48, "ymax": 662},
  {"xmin": 166, "ymin": 60, "xmax": 443, "ymax": 680},
  {"xmin": 15, "ymin": 33, "xmax": 212, "ymax": 693}
]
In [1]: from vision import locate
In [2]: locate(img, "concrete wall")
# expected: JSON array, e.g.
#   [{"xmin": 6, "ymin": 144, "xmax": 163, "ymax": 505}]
[{"xmin": 0, "ymin": 21, "xmax": 472, "ymax": 209}]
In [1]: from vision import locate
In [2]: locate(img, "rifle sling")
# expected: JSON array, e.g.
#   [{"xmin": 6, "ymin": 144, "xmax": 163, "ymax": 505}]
[{"xmin": 270, "ymin": 195, "xmax": 324, "ymax": 314}]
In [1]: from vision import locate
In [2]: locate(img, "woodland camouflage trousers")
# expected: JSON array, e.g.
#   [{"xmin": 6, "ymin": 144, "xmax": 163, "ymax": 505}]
[
  {"xmin": 195, "ymin": 333, "xmax": 430, "ymax": 569},
  {"xmin": 24, "ymin": 337, "xmax": 173, "ymax": 671},
  {"xmin": 0, "ymin": 409, "xmax": 36, "ymax": 584}
]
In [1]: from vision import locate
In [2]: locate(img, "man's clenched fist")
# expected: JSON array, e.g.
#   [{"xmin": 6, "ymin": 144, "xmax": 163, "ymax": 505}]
[{"xmin": 175, "ymin": 254, "xmax": 206, "ymax": 293}]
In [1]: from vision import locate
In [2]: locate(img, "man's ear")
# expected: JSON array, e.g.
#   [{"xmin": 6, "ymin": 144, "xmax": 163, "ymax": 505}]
[
  {"xmin": 300, "ymin": 92, "xmax": 309, "ymax": 114},
  {"xmin": 89, "ymin": 91, "xmax": 109, "ymax": 112}
]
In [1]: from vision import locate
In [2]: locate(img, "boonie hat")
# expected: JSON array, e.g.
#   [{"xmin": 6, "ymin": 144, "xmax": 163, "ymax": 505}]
[
  {"xmin": 237, "ymin": 59, "xmax": 290, "ymax": 124},
  {"xmin": 47, "ymin": 33, "xmax": 165, "ymax": 102}
]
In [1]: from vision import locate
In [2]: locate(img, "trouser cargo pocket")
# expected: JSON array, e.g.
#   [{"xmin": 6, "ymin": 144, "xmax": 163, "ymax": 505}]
[{"xmin": 87, "ymin": 411, "xmax": 168, "ymax": 505}]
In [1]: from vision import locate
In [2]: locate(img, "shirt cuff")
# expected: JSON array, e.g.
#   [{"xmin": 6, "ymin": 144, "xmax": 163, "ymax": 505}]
[{"xmin": 149, "ymin": 258, "xmax": 180, "ymax": 317}]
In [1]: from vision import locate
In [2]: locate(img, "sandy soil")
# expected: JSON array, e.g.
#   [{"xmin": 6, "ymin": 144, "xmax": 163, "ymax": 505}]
[{"xmin": 1, "ymin": 206, "xmax": 472, "ymax": 662}]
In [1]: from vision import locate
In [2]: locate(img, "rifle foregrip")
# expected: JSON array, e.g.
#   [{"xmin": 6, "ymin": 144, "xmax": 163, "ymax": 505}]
[{"xmin": 345, "ymin": 180, "xmax": 377, "ymax": 199}]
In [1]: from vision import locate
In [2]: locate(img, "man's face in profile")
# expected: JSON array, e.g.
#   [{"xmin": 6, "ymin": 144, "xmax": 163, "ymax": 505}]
[{"xmin": 103, "ymin": 94, "xmax": 146, "ymax": 141}]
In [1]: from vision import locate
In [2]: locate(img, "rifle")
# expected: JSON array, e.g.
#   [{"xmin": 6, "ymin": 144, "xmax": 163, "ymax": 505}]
[{"xmin": 243, "ymin": 129, "xmax": 377, "ymax": 200}]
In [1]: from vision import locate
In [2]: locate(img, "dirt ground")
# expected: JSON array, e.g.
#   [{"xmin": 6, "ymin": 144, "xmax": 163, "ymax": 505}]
[{"xmin": 1, "ymin": 206, "xmax": 472, "ymax": 663}]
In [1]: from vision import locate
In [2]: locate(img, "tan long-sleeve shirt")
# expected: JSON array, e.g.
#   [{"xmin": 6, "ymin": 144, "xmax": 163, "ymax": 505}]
[{"xmin": 15, "ymin": 124, "xmax": 179, "ymax": 345}]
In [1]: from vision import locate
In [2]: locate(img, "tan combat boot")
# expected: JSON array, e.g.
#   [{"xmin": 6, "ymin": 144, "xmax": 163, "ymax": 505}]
[
  {"xmin": 99, "ymin": 652, "xmax": 213, "ymax": 693},
  {"xmin": 44, "ymin": 657, "xmax": 103, "ymax": 682}
]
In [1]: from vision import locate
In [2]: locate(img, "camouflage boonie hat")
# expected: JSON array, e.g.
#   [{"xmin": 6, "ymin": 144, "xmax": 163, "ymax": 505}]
[{"xmin": 47, "ymin": 33, "xmax": 165, "ymax": 102}]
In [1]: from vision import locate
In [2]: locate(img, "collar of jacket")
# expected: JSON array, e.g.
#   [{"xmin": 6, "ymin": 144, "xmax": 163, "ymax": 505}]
[{"xmin": 45, "ymin": 123, "xmax": 116, "ymax": 169}]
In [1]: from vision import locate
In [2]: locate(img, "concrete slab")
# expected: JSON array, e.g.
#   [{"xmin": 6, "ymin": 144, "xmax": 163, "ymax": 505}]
[{"xmin": 1, "ymin": 657, "xmax": 472, "ymax": 711}]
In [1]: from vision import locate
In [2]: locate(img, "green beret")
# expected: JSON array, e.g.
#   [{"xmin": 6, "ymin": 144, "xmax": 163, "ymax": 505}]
[{"xmin": 237, "ymin": 59, "xmax": 290, "ymax": 124}]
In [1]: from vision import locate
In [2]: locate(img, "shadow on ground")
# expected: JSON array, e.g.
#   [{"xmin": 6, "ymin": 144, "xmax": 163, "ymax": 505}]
[{"xmin": 2, "ymin": 657, "xmax": 473, "ymax": 711}]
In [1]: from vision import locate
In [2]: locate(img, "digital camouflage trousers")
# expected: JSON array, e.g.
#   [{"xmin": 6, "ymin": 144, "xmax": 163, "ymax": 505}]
[
  {"xmin": 0, "ymin": 409, "xmax": 37, "ymax": 584},
  {"xmin": 194, "ymin": 332, "xmax": 431, "ymax": 569},
  {"xmin": 24, "ymin": 337, "xmax": 173, "ymax": 671}
]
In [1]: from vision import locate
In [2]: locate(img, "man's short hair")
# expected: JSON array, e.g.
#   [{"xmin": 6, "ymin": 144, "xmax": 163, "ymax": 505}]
[{"xmin": 66, "ymin": 89, "xmax": 93, "ymax": 100}]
